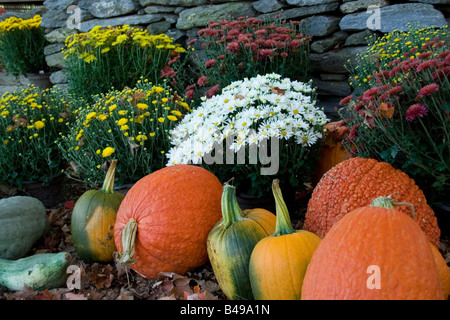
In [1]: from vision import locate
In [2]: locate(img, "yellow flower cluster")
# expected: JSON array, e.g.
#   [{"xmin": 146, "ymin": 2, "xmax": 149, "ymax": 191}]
[
  {"xmin": 0, "ymin": 86, "xmax": 73, "ymax": 140},
  {"xmin": 0, "ymin": 85, "xmax": 77, "ymax": 184},
  {"xmin": 358, "ymin": 25, "xmax": 450, "ymax": 70},
  {"xmin": 349, "ymin": 24, "xmax": 449, "ymax": 88},
  {"xmin": 63, "ymin": 24, "xmax": 186, "ymax": 63},
  {"xmin": 0, "ymin": 15, "xmax": 41, "ymax": 33},
  {"xmin": 59, "ymin": 79, "xmax": 190, "ymax": 185},
  {"xmin": 365, "ymin": 24, "xmax": 448, "ymax": 63}
]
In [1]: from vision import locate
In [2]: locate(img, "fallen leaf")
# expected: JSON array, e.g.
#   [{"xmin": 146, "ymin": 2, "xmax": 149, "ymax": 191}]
[
  {"xmin": 64, "ymin": 201, "xmax": 75, "ymax": 209},
  {"xmin": 64, "ymin": 292, "xmax": 87, "ymax": 300}
]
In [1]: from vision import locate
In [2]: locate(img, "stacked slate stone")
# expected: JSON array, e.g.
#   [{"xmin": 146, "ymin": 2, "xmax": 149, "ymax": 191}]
[{"xmin": 35, "ymin": 0, "xmax": 449, "ymax": 112}]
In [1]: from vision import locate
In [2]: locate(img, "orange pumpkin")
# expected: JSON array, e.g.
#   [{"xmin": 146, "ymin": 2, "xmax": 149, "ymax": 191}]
[
  {"xmin": 114, "ymin": 165, "xmax": 223, "ymax": 279},
  {"xmin": 301, "ymin": 196, "xmax": 445, "ymax": 300},
  {"xmin": 313, "ymin": 121, "xmax": 349, "ymax": 186},
  {"xmin": 249, "ymin": 180, "xmax": 321, "ymax": 300},
  {"xmin": 304, "ymin": 157, "xmax": 440, "ymax": 247},
  {"xmin": 430, "ymin": 243, "xmax": 450, "ymax": 298}
]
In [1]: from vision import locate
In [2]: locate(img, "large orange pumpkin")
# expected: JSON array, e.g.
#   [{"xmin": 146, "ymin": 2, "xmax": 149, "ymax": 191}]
[
  {"xmin": 301, "ymin": 196, "xmax": 445, "ymax": 300},
  {"xmin": 430, "ymin": 243, "xmax": 450, "ymax": 298},
  {"xmin": 114, "ymin": 165, "xmax": 223, "ymax": 279},
  {"xmin": 304, "ymin": 157, "xmax": 440, "ymax": 247}
]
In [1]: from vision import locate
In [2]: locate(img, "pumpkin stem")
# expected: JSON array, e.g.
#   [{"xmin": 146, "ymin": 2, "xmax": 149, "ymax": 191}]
[
  {"xmin": 370, "ymin": 196, "xmax": 416, "ymax": 220},
  {"xmin": 101, "ymin": 159, "xmax": 118, "ymax": 193},
  {"xmin": 118, "ymin": 218, "xmax": 138, "ymax": 266},
  {"xmin": 221, "ymin": 183, "xmax": 244, "ymax": 228},
  {"xmin": 272, "ymin": 179, "xmax": 295, "ymax": 236}
]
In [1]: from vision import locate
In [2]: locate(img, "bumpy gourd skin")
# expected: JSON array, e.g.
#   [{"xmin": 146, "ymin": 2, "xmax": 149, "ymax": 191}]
[{"xmin": 304, "ymin": 157, "xmax": 440, "ymax": 247}]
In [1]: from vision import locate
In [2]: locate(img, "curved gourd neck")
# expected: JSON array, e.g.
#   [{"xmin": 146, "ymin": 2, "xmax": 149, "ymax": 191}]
[
  {"xmin": 221, "ymin": 183, "xmax": 244, "ymax": 228},
  {"xmin": 272, "ymin": 179, "xmax": 295, "ymax": 236},
  {"xmin": 101, "ymin": 159, "xmax": 118, "ymax": 194}
]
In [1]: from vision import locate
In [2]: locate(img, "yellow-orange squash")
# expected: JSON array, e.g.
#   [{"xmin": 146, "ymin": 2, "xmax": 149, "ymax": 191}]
[
  {"xmin": 114, "ymin": 165, "xmax": 223, "ymax": 279},
  {"xmin": 249, "ymin": 180, "xmax": 321, "ymax": 300},
  {"xmin": 304, "ymin": 157, "xmax": 440, "ymax": 247},
  {"xmin": 301, "ymin": 196, "xmax": 445, "ymax": 300}
]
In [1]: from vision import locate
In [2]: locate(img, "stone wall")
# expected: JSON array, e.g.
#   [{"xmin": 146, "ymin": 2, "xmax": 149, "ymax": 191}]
[{"xmin": 6, "ymin": 0, "xmax": 450, "ymax": 113}]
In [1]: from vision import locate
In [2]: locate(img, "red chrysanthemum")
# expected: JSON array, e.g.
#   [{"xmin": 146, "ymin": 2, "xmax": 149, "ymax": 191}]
[
  {"xmin": 205, "ymin": 59, "xmax": 216, "ymax": 68},
  {"xmin": 417, "ymin": 83, "xmax": 439, "ymax": 98},
  {"xmin": 197, "ymin": 76, "xmax": 208, "ymax": 86},
  {"xmin": 405, "ymin": 104, "xmax": 428, "ymax": 122},
  {"xmin": 339, "ymin": 95, "xmax": 353, "ymax": 105},
  {"xmin": 417, "ymin": 59, "xmax": 437, "ymax": 72}
]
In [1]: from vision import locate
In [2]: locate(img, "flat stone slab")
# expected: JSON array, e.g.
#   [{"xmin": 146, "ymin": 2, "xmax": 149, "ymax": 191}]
[
  {"xmin": 339, "ymin": 3, "xmax": 447, "ymax": 32},
  {"xmin": 176, "ymin": 2, "xmax": 256, "ymax": 30}
]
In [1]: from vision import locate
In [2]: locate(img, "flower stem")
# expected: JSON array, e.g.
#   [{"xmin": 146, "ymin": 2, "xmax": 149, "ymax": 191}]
[{"xmin": 272, "ymin": 179, "xmax": 295, "ymax": 236}]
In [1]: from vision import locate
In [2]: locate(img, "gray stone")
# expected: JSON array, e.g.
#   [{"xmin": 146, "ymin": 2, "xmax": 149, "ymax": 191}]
[
  {"xmin": 312, "ymin": 77, "xmax": 352, "ymax": 96},
  {"xmin": 166, "ymin": 28, "xmax": 186, "ymax": 42},
  {"xmin": 174, "ymin": 7, "xmax": 186, "ymax": 14},
  {"xmin": 339, "ymin": 3, "xmax": 447, "ymax": 32},
  {"xmin": 253, "ymin": 0, "xmax": 284, "ymax": 13},
  {"xmin": 140, "ymin": 0, "xmax": 206, "ymax": 6},
  {"xmin": 320, "ymin": 73, "xmax": 349, "ymax": 81},
  {"xmin": 41, "ymin": 8, "xmax": 94, "ymax": 29},
  {"xmin": 408, "ymin": 0, "xmax": 450, "ymax": 4},
  {"xmin": 50, "ymin": 70, "xmax": 67, "ymax": 84},
  {"xmin": 43, "ymin": 0, "xmax": 76, "ymax": 10},
  {"xmin": 213, "ymin": 0, "xmax": 247, "ymax": 1},
  {"xmin": 310, "ymin": 46, "xmax": 367, "ymax": 74},
  {"xmin": 44, "ymin": 28, "xmax": 78, "ymax": 44},
  {"xmin": 344, "ymin": 30, "xmax": 376, "ymax": 46},
  {"xmin": 260, "ymin": 2, "xmax": 340, "ymax": 20},
  {"xmin": 340, "ymin": 0, "xmax": 389, "ymax": 14},
  {"xmin": 0, "ymin": 7, "xmax": 48, "ymax": 21},
  {"xmin": 144, "ymin": 5, "xmax": 177, "ymax": 14},
  {"xmin": 299, "ymin": 15, "xmax": 340, "ymax": 37},
  {"xmin": 147, "ymin": 20, "xmax": 172, "ymax": 34},
  {"xmin": 0, "ymin": 72, "xmax": 29, "ymax": 86},
  {"xmin": 78, "ymin": 14, "xmax": 169, "ymax": 32},
  {"xmin": 176, "ymin": 3, "xmax": 257, "ymax": 30},
  {"xmin": 88, "ymin": 0, "xmax": 139, "ymax": 18},
  {"xmin": 45, "ymin": 51, "xmax": 65, "ymax": 69},
  {"xmin": 311, "ymin": 31, "xmax": 348, "ymax": 53},
  {"xmin": 44, "ymin": 43, "xmax": 64, "ymax": 56},
  {"xmin": 287, "ymin": 0, "xmax": 337, "ymax": 5}
]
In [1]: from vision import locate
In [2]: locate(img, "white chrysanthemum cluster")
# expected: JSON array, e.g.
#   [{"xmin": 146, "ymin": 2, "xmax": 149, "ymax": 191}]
[{"xmin": 166, "ymin": 73, "xmax": 329, "ymax": 166}]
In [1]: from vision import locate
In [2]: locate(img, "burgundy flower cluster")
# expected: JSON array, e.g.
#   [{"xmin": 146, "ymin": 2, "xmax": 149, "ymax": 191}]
[
  {"xmin": 340, "ymin": 40, "xmax": 449, "ymax": 140},
  {"xmin": 183, "ymin": 16, "xmax": 311, "ymax": 101}
]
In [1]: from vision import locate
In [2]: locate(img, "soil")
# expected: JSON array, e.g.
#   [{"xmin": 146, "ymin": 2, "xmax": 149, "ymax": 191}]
[{"xmin": 0, "ymin": 178, "xmax": 449, "ymax": 301}]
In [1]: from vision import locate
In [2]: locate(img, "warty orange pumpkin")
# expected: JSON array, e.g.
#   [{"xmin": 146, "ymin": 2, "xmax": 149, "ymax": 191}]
[
  {"xmin": 114, "ymin": 164, "xmax": 223, "ymax": 279},
  {"xmin": 301, "ymin": 196, "xmax": 445, "ymax": 300},
  {"xmin": 304, "ymin": 157, "xmax": 440, "ymax": 247}
]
